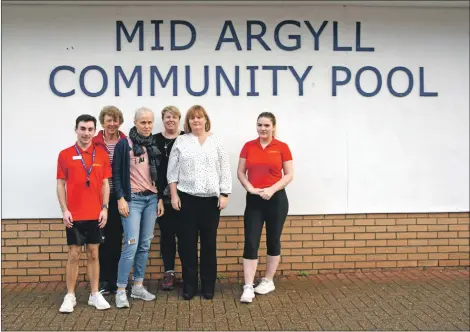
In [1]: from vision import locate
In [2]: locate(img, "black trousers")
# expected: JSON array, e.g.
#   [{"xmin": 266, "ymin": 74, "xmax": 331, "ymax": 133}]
[
  {"xmin": 99, "ymin": 194, "xmax": 123, "ymax": 285},
  {"xmin": 243, "ymin": 189, "xmax": 289, "ymax": 259},
  {"xmin": 177, "ymin": 191, "xmax": 220, "ymax": 295},
  {"xmin": 157, "ymin": 202, "xmax": 178, "ymax": 271}
]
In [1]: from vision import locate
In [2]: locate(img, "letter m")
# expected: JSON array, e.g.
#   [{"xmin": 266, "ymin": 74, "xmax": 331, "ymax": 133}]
[{"xmin": 116, "ymin": 20, "xmax": 144, "ymax": 51}]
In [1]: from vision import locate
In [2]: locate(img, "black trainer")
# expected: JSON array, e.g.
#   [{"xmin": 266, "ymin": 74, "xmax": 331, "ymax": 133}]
[{"xmin": 99, "ymin": 281, "xmax": 117, "ymax": 295}]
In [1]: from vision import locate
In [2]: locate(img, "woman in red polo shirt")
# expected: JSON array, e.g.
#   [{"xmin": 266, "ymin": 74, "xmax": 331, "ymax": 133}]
[{"xmin": 237, "ymin": 112, "xmax": 294, "ymax": 303}]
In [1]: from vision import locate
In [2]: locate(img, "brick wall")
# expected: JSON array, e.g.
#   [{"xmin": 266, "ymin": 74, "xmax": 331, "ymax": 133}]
[{"xmin": 1, "ymin": 212, "xmax": 469, "ymax": 283}]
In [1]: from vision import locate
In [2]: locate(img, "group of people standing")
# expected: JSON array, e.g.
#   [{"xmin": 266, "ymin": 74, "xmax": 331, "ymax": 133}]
[{"xmin": 56, "ymin": 105, "xmax": 294, "ymax": 313}]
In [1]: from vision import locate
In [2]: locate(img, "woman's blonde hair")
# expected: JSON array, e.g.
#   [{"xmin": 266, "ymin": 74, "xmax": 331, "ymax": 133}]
[
  {"xmin": 99, "ymin": 106, "xmax": 124, "ymax": 125},
  {"xmin": 184, "ymin": 105, "xmax": 211, "ymax": 133},
  {"xmin": 161, "ymin": 105, "xmax": 181, "ymax": 120},
  {"xmin": 134, "ymin": 107, "xmax": 154, "ymax": 121}
]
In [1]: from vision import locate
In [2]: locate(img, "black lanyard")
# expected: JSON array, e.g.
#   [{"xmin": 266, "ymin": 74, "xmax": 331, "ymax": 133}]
[{"xmin": 74, "ymin": 144, "xmax": 95, "ymax": 187}]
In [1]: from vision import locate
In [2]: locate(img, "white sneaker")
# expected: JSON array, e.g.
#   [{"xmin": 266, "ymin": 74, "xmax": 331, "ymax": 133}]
[
  {"xmin": 88, "ymin": 292, "xmax": 111, "ymax": 310},
  {"xmin": 254, "ymin": 278, "xmax": 275, "ymax": 295},
  {"xmin": 115, "ymin": 291, "xmax": 130, "ymax": 308},
  {"xmin": 59, "ymin": 294, "xmax": 76, "ymax": 313},
  {"xmin": 131, "ymin": 285, "xmax": 156, "ymax": 301},
  {"xmin": 240, "ymin": 285, "xmax": 255, "ymax": 303}
]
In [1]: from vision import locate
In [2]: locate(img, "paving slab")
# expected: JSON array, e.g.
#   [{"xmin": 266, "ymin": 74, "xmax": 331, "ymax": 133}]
[{"xmin": 1, "ymin": 269, "xmax": 469, "ymax": 331}]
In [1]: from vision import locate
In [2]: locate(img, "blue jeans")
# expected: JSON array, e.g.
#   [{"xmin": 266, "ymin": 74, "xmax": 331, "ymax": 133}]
[{"xmin": 117, "ymin": 193, "xmax": 157, "ymax": 288}]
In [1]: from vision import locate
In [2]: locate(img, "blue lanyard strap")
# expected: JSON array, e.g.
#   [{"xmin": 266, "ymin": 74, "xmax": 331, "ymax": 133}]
[{"xmin": 74, "ymin": 144, "xmax": 96, "ymax": 180}]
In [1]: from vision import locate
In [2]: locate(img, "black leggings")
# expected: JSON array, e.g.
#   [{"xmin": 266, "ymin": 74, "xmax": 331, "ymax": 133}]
[
  {"xmin": 157, "ymin": 202, "xmax": 178, "ymax": 271},
  {"xmin": 243, "ymin": 189, "xmax": 289, "ymax": 259},
  {"xmin": 99, "ymin": 194, "xmax": 123, "ymax": 284}
]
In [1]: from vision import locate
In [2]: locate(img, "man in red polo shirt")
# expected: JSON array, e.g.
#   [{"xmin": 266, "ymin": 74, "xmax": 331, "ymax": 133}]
[{"xmin": 56, "ymin": 114, "xmax": 112, "ymax": 313}]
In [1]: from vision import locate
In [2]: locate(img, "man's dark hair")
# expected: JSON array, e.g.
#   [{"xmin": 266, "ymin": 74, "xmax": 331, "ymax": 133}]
[{"xmin": 75, "ymin": 114, "xmax": 97, "ymax": 129}]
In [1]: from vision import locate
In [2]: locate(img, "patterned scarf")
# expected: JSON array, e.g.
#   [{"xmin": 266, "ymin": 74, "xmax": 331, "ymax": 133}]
[{"xmin": 129, "ymin": 127, "xmax": 161, "ymax": 183}]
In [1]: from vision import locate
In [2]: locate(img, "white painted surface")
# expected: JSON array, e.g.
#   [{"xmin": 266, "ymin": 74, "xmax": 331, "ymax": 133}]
[{"xmin": 2, "ymin": 4, "xmax": 469, "ymax": 218}]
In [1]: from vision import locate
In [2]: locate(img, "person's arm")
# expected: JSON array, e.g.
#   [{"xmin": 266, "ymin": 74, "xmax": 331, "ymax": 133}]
[
  {"xmin": 56, "ymin": 153, "xmax": 73, "ymax": 227},
  {"xmin": 112, "ymin": 140, "xmax": 130, "ymax": 217},
  {"xmin": 216, "ymin": 138, "xmax": 232, "ymax": 210},
  {"xmin": 237, "ymin": 158, "xmax": 261, "ymax": 195},
  {"xmin": 102, "ymin": 153, "xmax": 112, "ymax": 206},
  {"xmin": 56, "ymin": 179, "xmax": 73, "ymax": 227},
  {"xmin": 271, "ymin": 160, "xmax": 294, "ymax": 192},
  {"xmin": 98, "ymin": 178, "xmax": 110, "ymax": 227},
  {"xmin": 102, "ymin": 178, "xmax": 110, "ymax": 206},
  {"xmin": 112, "ymin": 140, "xmax": 126, "ymax": 200},
  {"xmin": 260, "ymin": 143, "xmax": 294, "ymax": 200},
  {"xmin": 217, "ymin": 138, "xmax": 232, "ymax": 195},
  {"xmin": 157, "ymin": 164, "xmax": 166, "ymax": 200},
  {"xmin": 167, "ymin": 137, "xmax": 181, "ymax": 210}
]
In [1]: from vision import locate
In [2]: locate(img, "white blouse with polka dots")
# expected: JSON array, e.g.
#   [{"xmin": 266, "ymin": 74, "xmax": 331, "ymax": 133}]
[{"xmin": 167, "ymin": 133, "xmax": 232, "ymax": 197}]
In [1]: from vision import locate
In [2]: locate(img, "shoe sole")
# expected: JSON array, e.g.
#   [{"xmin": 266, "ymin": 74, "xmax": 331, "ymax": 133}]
[
  {"xmin": 59, "ymin": 302, "xmax": 76, "ymax": 313},
  {"xmin": 240, "ymin": 297, "xmax": 254, "ymax": 303},
  {"xmin": 87, "ymin": 301, "xmax": 111, "ymax": 310},
  {"xmin": 116, "ymin": 303, "xmax": 130, "ymax": 309},
  {"xmin": 130, "ymin": 294, "xmax": 156, "ymax": 301}
]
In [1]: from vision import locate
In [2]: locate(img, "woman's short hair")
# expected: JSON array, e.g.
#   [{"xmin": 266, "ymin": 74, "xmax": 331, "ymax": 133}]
[
  {"xmin": 161, "ymin": 105, "xmax": 181, "ymax": 120},
  {"xmin": 99, "ymin": 106, "xmax": 124, "ymax": 125},
  {"xmin": 134, "ymin": 107, "xmax": 154, "ymax": 121},
  {"xmin": 184, "ymin": 105, "xmax": 211, "ymax": 133}
]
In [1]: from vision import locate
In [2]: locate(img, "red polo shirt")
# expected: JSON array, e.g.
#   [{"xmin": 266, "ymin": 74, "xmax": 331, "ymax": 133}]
[
  {"xmin": 240, "ymin": 138, "xmax": 293, "ymax": 189},
  {"xmin": 57, "ymin": 143, "xmax": 112, "ymax": 222}
]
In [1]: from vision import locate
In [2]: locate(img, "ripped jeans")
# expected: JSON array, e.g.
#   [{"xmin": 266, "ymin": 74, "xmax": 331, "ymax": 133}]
[{"xmin": 116, "ymin": 193, "xmax": 157, "ymax": 288}]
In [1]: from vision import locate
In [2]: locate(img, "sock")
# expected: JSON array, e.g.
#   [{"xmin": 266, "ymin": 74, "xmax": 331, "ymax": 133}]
[
  {"xmin": 133, "ymin": 284, "xmax": 143, "ymax": 290},
  {"xmin": 116, "ymin": 289, "xmax": 126, "ymax": 295}
]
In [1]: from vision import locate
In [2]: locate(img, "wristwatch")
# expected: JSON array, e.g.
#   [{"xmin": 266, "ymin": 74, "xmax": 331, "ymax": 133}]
[
  {"xmin": 220, "ymin": 193, "xmax": 229, "ymax": 197},
  {"xmin": 102, "ymin": 203, "xmax": 109, "ymax": 209}
]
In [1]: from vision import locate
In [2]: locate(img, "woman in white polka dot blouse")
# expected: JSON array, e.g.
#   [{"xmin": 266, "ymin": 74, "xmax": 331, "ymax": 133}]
[{"xmin": 167, "ymin": 105, "xmax": 232, "ymax": 300}]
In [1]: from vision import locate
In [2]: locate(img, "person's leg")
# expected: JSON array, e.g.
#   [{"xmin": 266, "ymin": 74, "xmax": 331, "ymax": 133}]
[
  {"xmin": 98, "ymin": 229, "xmax": 110, "ymax": 283},
  {"xmin": 253, "ymin": 190, "xmax": 289, "ymax": 296},
  {"xmin": 60, "ymin": 245, "xmax": 81, "ymax": 313},
  {"xmin": 240, "ymin": 194, "xmax": 264, "ymax": 303},
  {"xmin": 99, "ymin": 194, "xmax": 122, "ymax": 292},
  {"xmin": 264, "ymin": 190, "xmax": 289, "ymax": 281},
  {"xmin": 115, "ymin": 196, "xmax": 144, "ymax": 308},
  {"xmin": 65, "ymin": 245, "xmax": 82, "ymax": 295},
  {"xmin": 116, "ymin": 196, "xmax": 143, "ymax": 291},
  {"xmin": 87, "ymin": 219, "xmax": 113, "ymax": 310},
  {"xmin": 86, "ymin": 244, "xmax": 100, "ymax": 294},
  {"xmin": 242, "ymin": 194, "xmax": 264, "ymax": 286},
  {"xmin": 131, "ymin": 195, "xmax": 157, "ymax": 301},
  {"xmin": 159, "ymin": 202, "xmax": 178, "ymax": 290},
  {"xmin": 176, "ymin": 192, "xmax": 199, "ymax": 299},
  {"xmin": 199, "ymin": 197, "xmax": 220, "ymax": 299},
  {"xmin": 158, "ymin": 203, "xmax": 177, "ymax": 272}
]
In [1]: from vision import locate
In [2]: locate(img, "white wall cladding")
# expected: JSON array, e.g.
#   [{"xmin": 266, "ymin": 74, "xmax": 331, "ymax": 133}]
[{"xmin": 2, "ymin": 3, "xmax": 469, "ymax": 217}]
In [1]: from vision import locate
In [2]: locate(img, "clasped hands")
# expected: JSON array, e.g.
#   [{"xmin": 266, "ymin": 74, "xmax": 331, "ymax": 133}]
[{"xmin": 249, "ymin": 186, "xmax": 275, "ymax": 200}]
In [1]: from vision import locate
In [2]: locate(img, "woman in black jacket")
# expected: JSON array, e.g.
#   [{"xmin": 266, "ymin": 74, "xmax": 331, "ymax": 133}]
[{"xmin": 112, "ymin": 107, "xmax": 164, "ymax": 308}]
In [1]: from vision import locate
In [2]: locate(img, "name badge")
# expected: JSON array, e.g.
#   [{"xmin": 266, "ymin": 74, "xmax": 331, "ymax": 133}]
[{"xmin": 72, "ymin": 156, "xmax": 82, "ymax": 160}]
